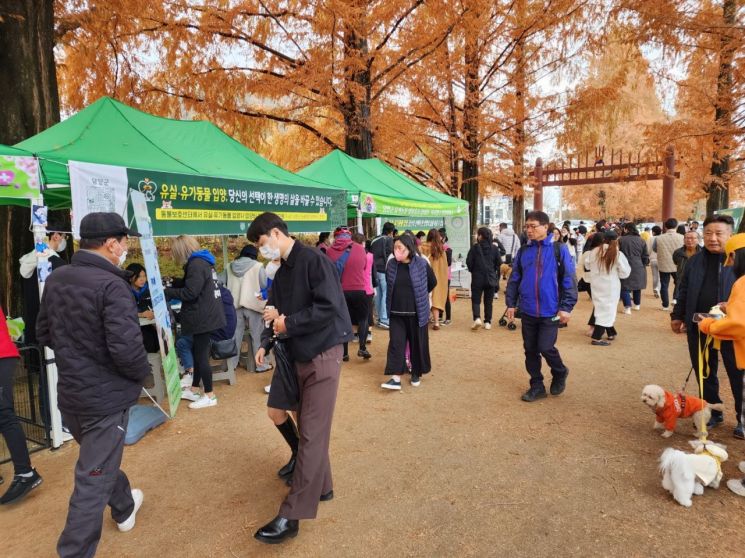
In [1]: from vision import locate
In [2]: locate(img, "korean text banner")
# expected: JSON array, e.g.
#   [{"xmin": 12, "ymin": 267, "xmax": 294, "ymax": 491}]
[
  {"xmin": 359, "ymin": 191, "xmax": 467, "ymax": 218},
  {"xmin": 128, "ymin": 168, "xmax": 347, "ymax": 236},
  {"xmin": 0, "ymin": 156, "xmax": 42, "ymax": 200}
]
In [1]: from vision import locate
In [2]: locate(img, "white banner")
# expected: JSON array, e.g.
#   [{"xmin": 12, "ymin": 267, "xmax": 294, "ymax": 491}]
[
  {"xmin": 131, "ymin": 190, "xmax": 181, "ymax": 417},
  {"xmin": 69, "ymin": 161, "xmax": 129, "ymax": 239}
]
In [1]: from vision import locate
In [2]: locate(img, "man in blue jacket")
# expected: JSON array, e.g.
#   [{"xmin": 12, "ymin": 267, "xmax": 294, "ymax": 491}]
[{"xmin": 506, "ymin": 211, "xmax": 578, "ymax": 402}]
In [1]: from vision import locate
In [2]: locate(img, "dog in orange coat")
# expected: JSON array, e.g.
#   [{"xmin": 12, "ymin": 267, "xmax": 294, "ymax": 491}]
[{"xmin": 641, "ymin": 384, "xmax": 724, "ymax": 438}]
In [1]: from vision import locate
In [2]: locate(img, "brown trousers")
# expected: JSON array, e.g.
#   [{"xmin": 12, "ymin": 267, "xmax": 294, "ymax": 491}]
[{"xmin": 279, "ymin": 344, "xmax": 342, "ymax": 520}]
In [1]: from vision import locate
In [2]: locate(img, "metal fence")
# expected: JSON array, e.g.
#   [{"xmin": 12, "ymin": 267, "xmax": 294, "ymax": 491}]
[{"xmin": 0, "ymin": 345, "xmax": 51, "ymax": 465}]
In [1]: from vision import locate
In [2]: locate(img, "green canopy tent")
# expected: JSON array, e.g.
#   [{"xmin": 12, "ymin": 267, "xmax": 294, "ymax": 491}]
[
  {"xmin": 297, "ymin": 149, "xmax": 467, "ymax": 220},
  {"xmin": 2, "ymin": 97, "xmax": 347, "ymax": 233}
]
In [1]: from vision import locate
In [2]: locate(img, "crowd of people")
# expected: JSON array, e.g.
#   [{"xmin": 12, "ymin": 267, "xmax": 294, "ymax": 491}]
[{"xmin": 2, "ymin": 208, "xmax": 745, "ymax": 555}]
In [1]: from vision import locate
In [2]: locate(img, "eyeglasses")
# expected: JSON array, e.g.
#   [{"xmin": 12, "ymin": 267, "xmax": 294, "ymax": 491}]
[{"xmin": 525, "ymin": 223, "xmax": 545, "ymax": 230}]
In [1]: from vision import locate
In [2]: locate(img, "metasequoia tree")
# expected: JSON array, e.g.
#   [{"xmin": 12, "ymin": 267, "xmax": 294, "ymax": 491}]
[
  {"xmin": 56, "ymin": 0, "xmax": 454, "ymax": 163},
  {"xmin": 557, "ymin": 31, "xmax": 684, "ymax": 220},
  {"xmin": 0, "ymin": 0, "xmax": 60, "ymax": 313},
  {"xmin": 615, "ymin": 0, "xmax": 744, "ymax": 213},
  {"xmin": 387, "ymin": 0, "xmax": 595, "ymax": 232}
]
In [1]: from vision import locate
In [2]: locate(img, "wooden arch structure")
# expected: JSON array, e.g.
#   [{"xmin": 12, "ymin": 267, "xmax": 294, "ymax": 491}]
[{"xmin": 530, "ymin": 146, "xmax": 679, "ymax": 220}]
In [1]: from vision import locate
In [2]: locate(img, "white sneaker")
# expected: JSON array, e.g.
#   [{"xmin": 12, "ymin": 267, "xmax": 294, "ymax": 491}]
[
  {"xmin": 180, "ymin": 374, "xmax": 193, "ymax": 389},
  {"xmin": 494, "ymin": 293, "xmax": 499, "ymax": 300},
  {"xmin": 672, "ymin": 298, "xmax": 677, "ymax": 305},
  {"xmin": 367, "ymin": 333, "xmax": 372, "ymax": 343},
  {"xmin": 264, "ymin": 384, "xmax": 271, "ymax": 394},
  {"xmin": 623, "ymin": 307, "xmax": 631, "ymax": 315},
  {"xmin": 633, "ymin": 305, "xmax": 641, "ymax": 311},
  {"xmin": 471, "ymin": 318, "xmax": 482, "ymax": 331},
  {"xmin": 189, "ymin": 395, "xmax": 217, "ymax": 409},
  {"xmin": 181, "ymin": 389, "xmax": 201, "ymax": 402},
  {"xmin": 117, "ymin": 489, "xmax": 144, "ymax": 532},
  {"xmin": 738, "ymin": 461, "xmax": 745, "ymax": 474},
  {"xmin": 484, "ymin": 322, "xmax": 492, "ymax": 330}
]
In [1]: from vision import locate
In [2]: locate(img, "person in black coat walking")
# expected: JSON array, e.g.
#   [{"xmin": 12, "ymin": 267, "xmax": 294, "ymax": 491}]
[
  {"xmin": 466, "ymin": 227, "xmax": 502, "ymax": 330},
  {"xmin": 248, "ymin": 212, "xmax": 352, "ymax": 544},
  {"xmin": 165, "ymin": 235, "xmax": 225, "ymax": 410},
  {"xmin": 37, "ymin": 212, "xmax": 150, "ymax": 558}
]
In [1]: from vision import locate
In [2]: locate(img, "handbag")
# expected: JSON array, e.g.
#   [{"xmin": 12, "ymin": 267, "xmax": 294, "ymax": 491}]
[
  {"xmin": 577, "ymin": 277, "xmax": 590, "ymax": 293},
  {"xmin": 210, "ymin": 338, "xmax": 238, "ymax": 360}
]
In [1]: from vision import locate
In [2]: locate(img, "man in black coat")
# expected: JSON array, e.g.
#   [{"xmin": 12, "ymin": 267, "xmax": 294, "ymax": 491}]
[
  {"xmin": 248, "ymin": 212, "xmax": 353, "ymax": 544},
  {"xmin": 37, "ymin": 212, "xmax": 151, "ymax": 558},
  {"xmin": 370, "ymin": 221, "xmax": 395, "ymax": 328}
]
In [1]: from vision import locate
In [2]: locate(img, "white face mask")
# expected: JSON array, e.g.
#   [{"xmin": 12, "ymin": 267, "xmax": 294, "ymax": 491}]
[
  {"xmin": 56, "ymin": 238, "xmax": 67, "ymax": 252},
  {"xmin": 266, "ymin": 261, "xmax": 280, "ymax": 279},
  {"xmin": 118, "ymin": 250, "xmax": 128, "ymax": 267},
  {"xmin": 259, "ymin": 232, "xmax": 282, "ymax": 261}
]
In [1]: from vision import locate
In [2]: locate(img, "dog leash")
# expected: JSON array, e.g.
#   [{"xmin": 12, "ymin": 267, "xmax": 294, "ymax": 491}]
[{"xmin": 696, "ymin": 334, "xmax": 719, "ymax": 441}]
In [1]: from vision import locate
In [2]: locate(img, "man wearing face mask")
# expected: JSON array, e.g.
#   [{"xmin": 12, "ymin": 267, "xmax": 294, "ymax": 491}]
[
  {"xmin": 247, "ymin": 212, "xmax": 352, "ymax": 545},
  {"xmin": 36, "ymin": 212, "xmax": 151, "ymax": 557}
]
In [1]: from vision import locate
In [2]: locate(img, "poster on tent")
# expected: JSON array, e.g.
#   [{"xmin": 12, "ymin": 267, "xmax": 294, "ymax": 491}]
[
  {"xmin": 0, "ymin": 156, "xmax": 41, "ymax": 199},
  {"xmin": 127, "ymin": 168, "xmax": 348, "ymax": 235},
  {"xmin": 69, "ymin": 162, "xmax": 129, "ymax": 239},
  {"xmin": 359, "ymin": 191, "xmax": 467, "ymax": 218},
  {"xmin": 444, "ymin": 214, "xmax": 471, "ymax": 285},
  {"xmin": 131, "ymin": 190, "xmax": 181, "ymax": 417}
]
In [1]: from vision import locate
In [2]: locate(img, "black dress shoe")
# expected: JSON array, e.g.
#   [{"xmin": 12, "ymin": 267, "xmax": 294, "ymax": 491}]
[
  {"xmin": 278, "ymin": 457, "xmax": 296, "ymax": 479},
  {"xmin": 550, "ymin": 372, "xmax": 567, "ymax": 396},
  {"xmin": 254, "ymin": 516, "xmax": 299, "ymax": 544},
  {"xmin": 320, "ymin": 490, "xmax": 334, "ymax": 502}
]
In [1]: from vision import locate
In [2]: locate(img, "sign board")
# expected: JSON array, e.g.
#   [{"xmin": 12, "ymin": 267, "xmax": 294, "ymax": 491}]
[
  {"xmin": 69, "ymin": 161, "xmax": 347, "ymax": 237},
  {"xmin": 0, "ymin": 156, "xmax": 42, "ymax": 199},
  {"xmin": 359, "ymin": 191, "xmax": 467, "ymax": 218},
  {"xmin": 131, "ymin": 190, "xmax": 181, "ymax": 416}
]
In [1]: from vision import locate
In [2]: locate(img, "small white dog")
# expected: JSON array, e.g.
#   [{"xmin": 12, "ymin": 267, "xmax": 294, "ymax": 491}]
[
  {"xmin": 640, "ymin": 384, "xmax": 724, "ymax": 438},
  {"xmin": 659, "ymin": 440, "xmax": 728, "ymax": 507}
]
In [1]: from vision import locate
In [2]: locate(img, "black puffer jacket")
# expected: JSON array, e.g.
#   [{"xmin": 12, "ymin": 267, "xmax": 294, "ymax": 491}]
[
  {"xmin": 36, "ymin": 250, "xmax": 150, "ymax": 416},
  {"xmin": 165, "ymin": 254, "xmax": 225, "ymax": 335}
]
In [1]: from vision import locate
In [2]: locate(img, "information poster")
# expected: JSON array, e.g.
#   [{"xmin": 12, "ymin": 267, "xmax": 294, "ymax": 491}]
[
  {"xmin": 131, "ymin": 190, "xmax": 181, "ymax": 416},
  {"xmin": 70, "ymin": 161, "xmax": 348, "ymax": 236},
  {"xmin": 0, "ymin": 156, "xmax": 42, "ymax": 199}
]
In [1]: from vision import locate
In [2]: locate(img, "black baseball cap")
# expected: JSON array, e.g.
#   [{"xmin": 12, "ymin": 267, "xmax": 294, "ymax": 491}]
[{"xmin": 79, "ymin": 212, "xmax": 141, "ymax": 239}]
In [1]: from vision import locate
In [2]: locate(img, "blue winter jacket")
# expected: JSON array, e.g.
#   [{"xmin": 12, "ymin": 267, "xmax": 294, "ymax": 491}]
[{"xmin": 505, "ymin": 237, "xmax": 578, "ymax": 318}]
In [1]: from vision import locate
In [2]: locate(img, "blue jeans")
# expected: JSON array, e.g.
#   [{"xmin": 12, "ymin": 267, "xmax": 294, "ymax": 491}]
[
  {"xmin": 374, "ymin": 271, "xmax": 388, "ymax": 326},
  {"xmin": 620, "ymin": 290, "xmax": 641, "ymax": 308},
  {"xmin": 176, "ymin": 335, "xmax": 194, "ymax": 370}
]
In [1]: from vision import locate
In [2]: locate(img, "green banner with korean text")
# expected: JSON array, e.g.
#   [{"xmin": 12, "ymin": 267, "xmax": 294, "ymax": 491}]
[
  {"xmin": 127, "ymin": 168, "xmax": 347, "ymax": 236},
  {"xmin": 359, "ymin": 191, "xmax": 467, "ymax": 218}
]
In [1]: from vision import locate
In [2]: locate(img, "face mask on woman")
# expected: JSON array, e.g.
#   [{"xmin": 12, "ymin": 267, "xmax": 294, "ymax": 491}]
[
  {"xmin": 394, "ymin": 248, "xmax": 409, "ymax": 262},
  {"xmin": 266, "ymin": 261, "xmax": 281, "ymax": 279}
]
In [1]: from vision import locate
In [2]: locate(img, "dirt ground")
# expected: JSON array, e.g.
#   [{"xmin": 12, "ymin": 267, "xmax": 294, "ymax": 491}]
[{"xmin": 3, "ymin": 288, "xmax": 745, "ymax": 557}]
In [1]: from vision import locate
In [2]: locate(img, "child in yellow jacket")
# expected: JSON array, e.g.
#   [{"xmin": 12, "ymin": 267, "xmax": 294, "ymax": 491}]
[{"xmin": 699, "ymin": 233, "xmax": 745, "ymax": 497}]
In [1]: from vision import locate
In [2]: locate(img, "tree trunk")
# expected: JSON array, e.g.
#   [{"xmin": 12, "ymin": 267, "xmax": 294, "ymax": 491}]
[
  {"xmin": 705, "ymin": 0, "xmax": 736, "ymax": 214},
  {"xmin": 343, "ymin": 20, "xmax": 373, "ymax": 159},
  {"xmin": 461, "ymin": 33, "xmax": 480, "ymax": 234},
  {"xmin": 0, "ymin": 0, "xmax": 60, "ymax": 314},
  {"xmin": 510, "ymin": 15, "xmax": 527, "ymax": 233}
]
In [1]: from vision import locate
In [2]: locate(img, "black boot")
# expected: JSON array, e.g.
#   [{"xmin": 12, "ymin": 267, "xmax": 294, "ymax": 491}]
[
  {"xmin": 342, "ymin": 342, "xmax": 349, "ymax": 362},
  {"xmin": 275, "ymin": 418, "xmax": 298, "ymax": 480}
]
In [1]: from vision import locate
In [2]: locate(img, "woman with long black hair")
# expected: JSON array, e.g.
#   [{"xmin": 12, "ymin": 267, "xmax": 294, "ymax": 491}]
[
  {"xmin": 381, "ymin": 234, "xmax": 437, "ymax": 390},
  {"xmin": 466, "ymin": 227, "xmax": 502, "ymax": 330}
]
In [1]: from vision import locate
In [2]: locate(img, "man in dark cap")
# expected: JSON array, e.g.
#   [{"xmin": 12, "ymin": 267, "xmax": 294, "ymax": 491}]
[{"xmin": 36, "ymin": 212, "xmax": 151, "ymax": 558}]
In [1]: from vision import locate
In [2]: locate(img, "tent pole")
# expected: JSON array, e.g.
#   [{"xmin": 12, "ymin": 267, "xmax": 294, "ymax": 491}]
[
  {"xmin": 32, "ymin": 194, "xmax": 64, "ymax": 449},
  {"xmin": 222, "ymin": 236, "xmax": 229, "ymax": 271}
]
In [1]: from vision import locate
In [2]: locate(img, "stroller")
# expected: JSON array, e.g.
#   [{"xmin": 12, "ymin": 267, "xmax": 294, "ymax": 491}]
[{"xmin": 498, "ymin": 305, "xmax": 520, "ymax": 331}]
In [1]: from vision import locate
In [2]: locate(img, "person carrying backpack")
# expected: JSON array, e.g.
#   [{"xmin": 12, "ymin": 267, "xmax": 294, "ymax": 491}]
[
  {"xmin": 324, "ymin": 227, "xmax": 371, "ymax": 360},
  {"xmin": 506, "ymin": 211, "xmax": 578, "ymax": 402}
]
